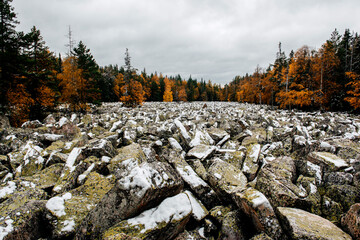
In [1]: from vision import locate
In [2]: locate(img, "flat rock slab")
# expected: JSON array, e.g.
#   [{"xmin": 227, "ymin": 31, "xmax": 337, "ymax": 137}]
[
  {"xmin": 307, "ymin": 152, "xmax": 348, "ymax": 171},
  {"xmin": 277, "ymin": 207, "xmax": 352, "ymax": 240},
  {"xmin": 186, "ymin": 144, "xmax": 216, "ymax": 160}
]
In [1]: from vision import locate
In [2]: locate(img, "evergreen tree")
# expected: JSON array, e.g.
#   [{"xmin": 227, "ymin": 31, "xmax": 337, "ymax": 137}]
[
  {"xmin": 73, "ymin": 41, "xmax": 101, "ymax": 104},
  {"xmin": 0, "ymin": 0, "xmax": 20, "ymax": 106}
]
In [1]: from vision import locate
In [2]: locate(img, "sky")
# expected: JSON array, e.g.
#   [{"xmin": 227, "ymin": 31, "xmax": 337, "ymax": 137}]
[{"xmin": 13, "ymin": 0, "xmax": 360, "ymax": 85}]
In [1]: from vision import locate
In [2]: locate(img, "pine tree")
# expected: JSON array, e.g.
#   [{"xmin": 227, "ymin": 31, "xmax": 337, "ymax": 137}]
[{"xmin": 0, "ymin": 0, "xmax": 20, "ymax": 106}]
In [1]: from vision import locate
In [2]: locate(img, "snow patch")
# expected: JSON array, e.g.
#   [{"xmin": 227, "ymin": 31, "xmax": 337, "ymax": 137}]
[
  {"xmin": 0, "ymin": 218, "xmax": 14, "ymax": 240},
  {"xmin": 0, "ymin": 181, "xmax": 16, "ymax": 199},
  {"xmin": 127, "ymin": 193, "xmax": 192, "ymax": 233},
  {"xmin": 176, "ymin": 165, "xmax": 208, "ymax": 188},
  {"xmin": 61, "ymin": 219, "xmax": 76, "ymax": 233}
]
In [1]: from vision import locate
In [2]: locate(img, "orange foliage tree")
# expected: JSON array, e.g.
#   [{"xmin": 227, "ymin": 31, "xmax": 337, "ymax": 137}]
[
  {"xmin": 163, "ymin": 77, "xmax": 173, "ymax": 102},
  {"xmin": 57, "ymin": 56, "xmax": 88, "ymax": 111},
  {"xmin": 7, "ymin": 83, "xmax": 35, "ymax": 127},
  {"xmin": 345, "ymin": 72, "xmax": 360, "ymax": 109}
]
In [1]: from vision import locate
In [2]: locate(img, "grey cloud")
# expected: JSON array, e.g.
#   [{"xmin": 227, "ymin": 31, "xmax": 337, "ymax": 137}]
[{"xmin": 13, "ymin": 0, "xmax": 360, "ymax": 84}]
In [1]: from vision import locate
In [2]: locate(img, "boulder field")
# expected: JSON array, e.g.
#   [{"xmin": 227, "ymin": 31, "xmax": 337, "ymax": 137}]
[{"xmin": 0, "ymin": 102, "xmax": 359, "ymax": 239}]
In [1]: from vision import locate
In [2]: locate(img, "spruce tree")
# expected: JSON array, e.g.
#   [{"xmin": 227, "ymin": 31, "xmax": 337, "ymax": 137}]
[{"xmin": 0, "ymin": 0, "xmax": 19, "ymax": 106}]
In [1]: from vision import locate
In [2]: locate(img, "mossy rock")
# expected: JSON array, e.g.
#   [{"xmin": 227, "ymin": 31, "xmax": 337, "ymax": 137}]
[
  {"xmin": 209, "ymin": 205, "xmax": 232, "ymax": 224},
  {"xmin": 21, "ymin": 163, "xmax": 64, "ymax": 190},
  {"xmin": 49, "ymin": 172, "xmax": 113, "ymax": 238},
  {"xmin": 276, "ymin": 207, "xmax": 351, "ymax": 240},
  {"xmin": 108, "ymin": 143, "xmax": 147, "ymax": 176},
  {"xmin": 325, "ymin": 184, "xmax": 360, "ymax": 212},
  {"xmin": 0, "ymin": 200, "xmax": 54, "ymax": 240}
]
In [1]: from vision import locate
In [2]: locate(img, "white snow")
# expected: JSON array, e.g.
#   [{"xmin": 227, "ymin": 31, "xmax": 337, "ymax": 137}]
[
  {"xmin": 214, "ymin": 173, "xmax": 222, "ymax": 179},
  {"xmin": 110, "ymin": 120, "xmax": 122, "ymax": 132},
  {"xmin": 58, "ymin": 117, "xmax": 69, "ymax": 128},
  {"xmin": 70, "ymin": 113, "xmax": 77, "ymax": 123},
  {"xmin": 168, "ymin": 138, "xmax": 183, "ymax": 151},
  {"xmin": 249, "ymin": 190, "xmax": 273, "ymax": 210},
  {"xmin": 174, "ymin": 119, "xmax": 191, "ymax": 142},
  {"xmin": 184, "ymin": 190, "xmax": 207, "ymax": 221},
  {"xmin": 42, "ymin": 134, "xmax": 63, "ymax": 141},
  {"xmin": 127, "ymin": 193, "xmax": 192, "ymax": 233},
  {"xmin": 118, "ymin": 163, "xmax": 165, "ymax": 197},
  {"xmin": 189, "ymin": 130, "xmax": 203, "ymax": 148},
  {"xmin": 0, "ymin": 218, "xmax": 14, "ymax": 240},
  {"xmin": 46, "ymin": 193, "xmax": 72, "ymax": 217},
  {"xmin": 61, "ymin": 219, "xmax": 76, "ymax": 233},
  {"xmin": 101, "ymin": 156, "xmax": 111, "ymax": 163},
  {"xmin": 176, "ymin": 165, "xmax": 208, "ymax": 188},
  {"xmin": 316, "ymin": 152, "xmax": 348, "ymax": 168},
  {"xmin": 309, "ymin": 183, "xmax": 317, "ymax": 194},
  {"xmin": 306, "ymin": 161, "xmax": 322, "ymax": 184},
  {"xmin": 248, "ymin": 144, "xmax": 261, "ymax": 162},
  {"xmin": 46, "ymin": 196, "xmax": 66, "ymax": 217},
  {"xmin": 66, "ymin": 147, "xmax": 82, "ymax": 172},
  {"xmin": 0, "ymin": 181, "xmax": 16, "ymax": 199},
  {"xmin": 187, "ymin": 145, "xmax": 216, "ymax": 160},
  {"xmin": 198, "ymin": 227, "xmax": 205, "ymax": 238}
]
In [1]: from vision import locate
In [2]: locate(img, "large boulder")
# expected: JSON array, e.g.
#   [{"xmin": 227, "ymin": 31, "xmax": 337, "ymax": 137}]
[
  {"xmin": 46, "ymin": 172, "xmax": 113, "ymax": 238},
  {"xmin": 102, "ymin": 192, "xmax": 192, "ymax": 240},
  {"xmin": 232, "ymin": 187, "xmax": 283, "ymax": 239},
  {"xmin": 208, "ymin": 158, "xmax": 247, "ymax": 200},
  {"xmin": 219, "ymin": 211, "xmax": 246, "ymax": 240},
  {"xmin": 242, "ymin": 143, "xmax": 261, "ymax": 181},
  {"xmin": 276, "ymin": 207, "xmax": 352, "ymax": 240},
  {"xmin": 76, "ymin": 160, "xmax": 183, "ymax": 239},
  {"xmin": 341, "ymin": 203, "xmax": 360, "ymax": 240},
  {"xmin": 255, "ymin": 156, "xmax": 307, "ymax": 207},
  {"xmin": 186, "ymin": 144, "xmax": 216, "ymax": 161},
  {"xmin": 307, "ymin": 152, "xmax": 349, "ymax": 172}
]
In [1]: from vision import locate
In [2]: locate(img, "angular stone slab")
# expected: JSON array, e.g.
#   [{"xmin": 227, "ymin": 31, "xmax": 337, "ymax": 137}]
[
  {"xmin": 277, "ymin": 207, "xmax": 352, "ymax": 240},
  {"xmin": 76, "ymin": 161, "xmax": 183, "ymax": 239},
  {"xmin": 232, "ymin": 187, "xmax": 283, "ymax": 239},
  {"xmin": 307, "ymin": 152, "xmax": 348, "ymax": 172},
  {"xmin": 102, "ymin": 192, "xmax": 192, "ymax": 240}
]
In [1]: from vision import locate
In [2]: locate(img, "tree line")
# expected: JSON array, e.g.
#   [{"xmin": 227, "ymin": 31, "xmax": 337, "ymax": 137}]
[
  {"xmin": 2, "ymin": 0, "xmax": 360, "ymax": 127},
  {"xmin": 224, "ymin": 30, "xmax": 360, "ymax": 112},
  {"xmin": 0, "ymin": 0, "xmax": 224, "ymax": 126}
]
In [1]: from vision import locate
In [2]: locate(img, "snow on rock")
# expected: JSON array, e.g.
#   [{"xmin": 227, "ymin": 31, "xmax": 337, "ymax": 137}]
[
  {"xmin": 125, "ymin": 192, "xmax": 192, "ymax": 233},
  {"xmin": 168, "ymin": 137, "xmax": 183, "ymax": 151},
  {"xmin": 308, "ymin": 152, "xmax": 349, "ymax": 171},
  {"xmin": 184, "ymin": 190, "xmax": 208, "ymax": 221},
  {"xmin": 0, "ymin": 181, "xmax": 16, "ymax": 200},
  {"xmin": 186, "ymin": 144, "xmax": 216, "ymax": 160},
  {"xmin": 0, "ymin": 218, "xmax": 14, "ymax": 240},
  {"xmin": 174, "ymin": 119, "xmax": 191, "ymax": 143},
  {"xmin": 65, "ymin": 147, "xmax": 82, "ymax": 172}
]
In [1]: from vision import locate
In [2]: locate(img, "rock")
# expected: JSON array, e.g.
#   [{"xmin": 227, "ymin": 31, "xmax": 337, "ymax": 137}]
[
  {"xmin": 102, "ymin": 192, "xmax": 192, "ymax": 240},
  {"xmin": 341, "ymin": 203, "xmax": 360, "ymax": 240},
  {"xmin": 209, "ymin": 205, "xmax": 232, "ymax": 224},
  {"xmin": 325, "ymin": 184, "xmax": 360, "ymax": 211},
  {"xmin": 169, "ymin": 151, "xmax": 219, "ymax": 208},
  {"xmin": 207, "ymin": 128, "xmax": 229, "ymax": 144},
  {"xmin": 20, "ymin": 163, "xmax": 64, "ymax": 190},
  {"xmin": 189, "ymin": 130, "xmax": 215, "ymax": 148},
  {"xmin": 208, "ymin": 158, "xmax": 247, "ymax": 200},
  {"xmin": 255, "ymin": 156, "xmax": 307, "ymax": 207},
  {"xmin": 219, "ymin": 211, "xmax": 246, "ymax": 240},
  {"xmin": 174, "ymin": 119, "xmax": 191, "ymax": 146},
  {"xmin": 321, "ymin": 196, "xmax": 344, "ymax": 223},
  {"xmin": 14, "ymin": 141, "xmax": 45, "ymax": 177},
  {"xmin": 76, "ymin": 160, "xmax": 183, "ymax": 239},
  {"xmin": 21, "ymin": 120, "xmax": 43, "ymax": 128},
  {"xmin": 249, "ymin": 233, "xmax": 273, "ymax": 240},
  {"xmin": 83, "ymin": 139, "xmax": 117, "ymax": 158},
  {"xmin": 52, "ymin": 147, "xmax": 85, "ymax": 194},
  {"xmin": 108, "ymin": 143, "xmax": 146, "ymax": 177},
  {"xmin": 308, "ymin": 152, "xmax": 349, "ymax": 172},
  {"xmin": 324, "ymin": 172, "xmax": 353, "ymax": 186},
  {"xmin": 221, "ymin": 150, "xmax": 245, "ymax": 170},
  {"xmin": 184, "ymin": 190, "xmax": 208, "ymax": 221},
  {"xmin": 186, "ymin": 144, "xmax": 216, "ymax": 161},
  {"xmin": 232, "ymin": 187, "xmax": 283, "ymax": 239},
  {"xmin": 0, "ymin": 143, "xmax": 11, "ymax": 155},
  {"xmin": 0, "ymin": 200, "xmax": 53, "ymax": 240},
  {"xmin": 47, "ymin": 172, "xmax": 113, "ymax": 238},
  {"xmin": 242, "ymin": 144, "xmax": 261, "ymax": 181},
  {"xmin": 276, "ymin": 207, "xmax": 352, "ymax": 240},
  {"xmin": 0, "ymin": 115, "xmax": 10, "ymax": 128}
]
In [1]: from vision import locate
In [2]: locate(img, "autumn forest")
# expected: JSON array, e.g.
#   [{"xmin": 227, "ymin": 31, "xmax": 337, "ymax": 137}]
[{"xmin": 1, "ymin": 0, "xmax": 360, "ymax": 127}]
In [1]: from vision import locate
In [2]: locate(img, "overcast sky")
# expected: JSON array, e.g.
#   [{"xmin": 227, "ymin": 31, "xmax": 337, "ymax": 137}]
[{"xmin": 13, "ymin": 0, "xmax": 360, "ymax": 84}]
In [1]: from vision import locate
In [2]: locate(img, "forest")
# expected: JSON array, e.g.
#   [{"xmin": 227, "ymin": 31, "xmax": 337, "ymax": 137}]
[{"xmin": 1, "ymin": 0, "xmax": 360, "ymax": 127}]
